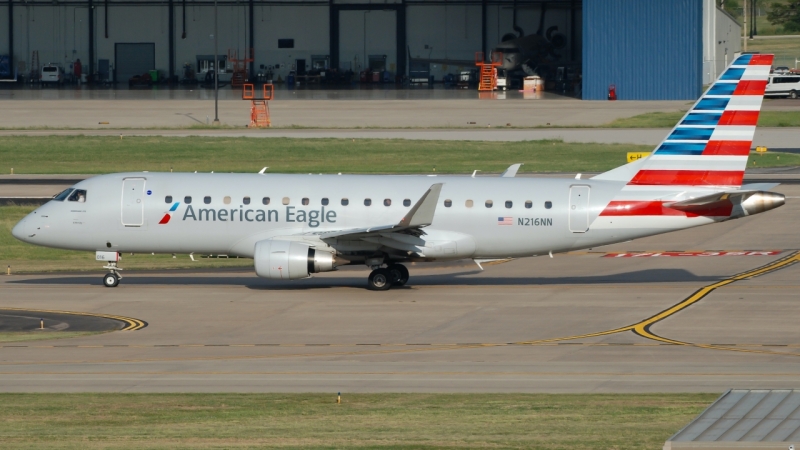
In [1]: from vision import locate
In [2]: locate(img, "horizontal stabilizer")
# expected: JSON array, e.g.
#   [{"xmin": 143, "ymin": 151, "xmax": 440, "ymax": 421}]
[
  {"xmin": 739, "ymin": 182, "xmax": 780, "ymax": 191},
  {"xmin": 666, "ymin": 190, "xmax": 784, "ymax": 218}
]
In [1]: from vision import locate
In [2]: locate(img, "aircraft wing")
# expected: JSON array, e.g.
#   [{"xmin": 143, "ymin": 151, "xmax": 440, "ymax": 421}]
[{"xmin": 319, "ymin": 183, "xmax": 443, "ymax": 239}]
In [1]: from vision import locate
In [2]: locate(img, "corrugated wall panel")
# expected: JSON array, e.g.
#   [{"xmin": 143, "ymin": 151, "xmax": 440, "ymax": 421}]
[{"xmin": 583, "ymin": 0, "xmax": 703, "ymax": 100}]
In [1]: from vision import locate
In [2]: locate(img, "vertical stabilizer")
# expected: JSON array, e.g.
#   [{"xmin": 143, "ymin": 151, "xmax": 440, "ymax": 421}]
[{"xmin": 594, "ymin": 54, "xmax": 773, "ymax": 187}]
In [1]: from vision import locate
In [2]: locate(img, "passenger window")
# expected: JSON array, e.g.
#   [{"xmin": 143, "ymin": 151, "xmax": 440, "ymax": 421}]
[
  {"xmin": 165, "ymin": 196, "xmax": 173, "ymax": 203},
  {"xmin": 282, "ymin": 197, "xmax": 290, "ymax": 205},
  {"xmin": 262, "ymin": 197, "xmax": 270, "ymax": 205},
  {"xmin": 384, "ymin": 199, "xmax": 391, "ymax": 206},
  {"xmin": 505, "ymin": 201, "xmax": 513, "ymax": 209},
  {"xmin": 321, "ymin": 198, "xmax": 329, "ymax": 206},
  {"xmin": 341, "ymin": 198, "xmax": 349, "ymax": 206},
  {"xmin": 485, "ymin": 200, "xmax": 493, "ymax": 208},
  {"xmin": 204, "ymin": 196, "xmax": 211, "ymax": 204},
  {"xmin": 68, "ymin": 189, "xmax": 88, "ymax": 203},
  {"xmin": 525, "ymin": 200, "xmax": 532, "ymax": 209},
  {"xmin": 223, "ymin": 196, "xmax": 231, "ymax": 205},
  {"xmin": 465, "ymin": 200, "xmax": 473, "ymax": 208},
  {"xmin": 302, "ymin": 198, "xmax": 309, "ymax": 206},
  {"xmin": 364, "ymin": 198, "xmax": 372, "ymax": 206},
  {"xmin": 184, "ymin": 196, "xmax": 192, "ymax": 204},
  {"xmin": 403, "ymin": 199, "xmax": 411, "ymax": 207},
  {"xmin": 243, "ymin": 196, "xmax": 250, "ymax": 205},
  {"xmin": 444, "ymin": 199, "xmax": 452, "ymax": 207},
  {"xmin": 545, "ymin": 201, "xmax": 552, "ymax": 209},
  {"xmin": 53, "ymin": 189, "xmax": 73, "ymax": 201}
]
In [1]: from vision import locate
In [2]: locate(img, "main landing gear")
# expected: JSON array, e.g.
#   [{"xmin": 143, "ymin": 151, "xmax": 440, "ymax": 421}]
[
  {"xmin": 367, "ymin": 263, "xmax": 409, "ymax": 291},
  {"xmin": 102, "ymin": 262, "xmax": 122, "ymax": 288}
]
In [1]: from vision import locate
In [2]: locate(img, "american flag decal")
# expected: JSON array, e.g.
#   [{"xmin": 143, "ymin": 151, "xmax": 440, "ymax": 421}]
[{"xmin": 497, "ymin": 217, "xmax": 513, "ymax": 225}]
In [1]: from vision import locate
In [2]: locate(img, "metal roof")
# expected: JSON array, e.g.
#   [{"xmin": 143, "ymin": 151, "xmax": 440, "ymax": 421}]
[{"xmin": 667, "ymin": 389, "xmax": 800, "ymax": 446}]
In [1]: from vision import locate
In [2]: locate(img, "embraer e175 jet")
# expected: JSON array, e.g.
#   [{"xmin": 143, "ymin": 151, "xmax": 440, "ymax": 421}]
[{"xmin": 12, "ymin": 54, "xmax": 785, "ymax": 290}]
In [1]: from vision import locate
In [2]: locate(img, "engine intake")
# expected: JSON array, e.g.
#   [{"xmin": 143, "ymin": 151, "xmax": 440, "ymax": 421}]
[{"xmin": 254, "ymin": 240, "xmax": 335, "ymax": 280}]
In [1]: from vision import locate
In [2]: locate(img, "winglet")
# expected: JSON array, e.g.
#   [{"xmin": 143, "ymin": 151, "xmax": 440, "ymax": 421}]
[
  {"xmin": 258, "ymin": 167, "xmax": 268, "ymax": 174},
  {"xmin": 398, "ymin": 183, "xmax": 443, "ymax": 228},
  {"xmin": 500, "ymin": 163, "xmax": 522, "ymax": 178}
]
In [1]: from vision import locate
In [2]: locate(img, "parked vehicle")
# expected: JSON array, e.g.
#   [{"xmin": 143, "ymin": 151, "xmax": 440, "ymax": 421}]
[
  {"xmin": 765, "ymin": 74, "xmax": 800, "ymax": 99},
  {"xmin": 40, "ymin": 64, "xmax": 64, "ymax": 84},
  {"xmin": 773, "ymin": 66, "xmax": 791, "ymax": 75}
]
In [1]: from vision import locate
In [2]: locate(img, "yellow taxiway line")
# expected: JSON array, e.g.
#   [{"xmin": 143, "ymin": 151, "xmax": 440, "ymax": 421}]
[{"xmin": 0, "ymin": 306, "xmax": 147, "ymax": 331}]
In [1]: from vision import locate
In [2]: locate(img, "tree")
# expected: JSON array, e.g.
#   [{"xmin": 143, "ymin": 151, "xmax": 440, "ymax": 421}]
[
  {"xmin": 767, "ymin": 0, "xmax": 800, "ymax": 32},
  {"xmin": 720, "ymin": 0, "xmax": 743, "ymax": 21}
]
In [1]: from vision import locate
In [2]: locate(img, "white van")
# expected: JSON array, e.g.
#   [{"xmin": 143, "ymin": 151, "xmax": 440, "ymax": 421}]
[
  {"xmin": 40, "ymin": 64, "xmax": 64, "ymax": 84},
  {"xmin": 765, "ymin": 74, "xmax": 800, "ymax": 99}
]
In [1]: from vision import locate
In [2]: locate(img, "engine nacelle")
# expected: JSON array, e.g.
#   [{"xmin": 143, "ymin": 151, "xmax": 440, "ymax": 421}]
[{"xmin": 254, "ymin": 240, "xmax": 335, "ymax": 280}]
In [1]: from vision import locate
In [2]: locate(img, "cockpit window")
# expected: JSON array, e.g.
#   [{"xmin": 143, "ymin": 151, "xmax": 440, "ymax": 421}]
[
  {"xmin": 53, "ymin": 188, "xmax": 73, "ymax": 201},
  {"xmin": 68, "ymin": 189, "xmax": 88, "ymax": 203}
]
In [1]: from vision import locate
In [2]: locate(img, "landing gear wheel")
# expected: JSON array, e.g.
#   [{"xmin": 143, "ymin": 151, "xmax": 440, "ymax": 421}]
[
  {"xmin": 367, "ymin": 268, "xmax": 393, "ymax": 291},
  {"xmin": 387, "ymin": 264, "xmax": 410, "ymax": 286},
  {"xmin": 103, "ymin": 273, "xmax": 120, "ymax": 288}
]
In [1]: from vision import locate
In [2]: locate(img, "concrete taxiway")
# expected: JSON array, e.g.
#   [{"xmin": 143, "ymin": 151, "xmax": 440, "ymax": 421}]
[{"xmin": 0, "ymin": 185, "xmax": 798, "ymax": 393}]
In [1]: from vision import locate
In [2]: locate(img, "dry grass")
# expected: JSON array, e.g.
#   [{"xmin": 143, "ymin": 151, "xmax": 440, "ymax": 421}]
[{"xmin": 0, "ymin": 393, "xmax": 717, "ymax": 449}]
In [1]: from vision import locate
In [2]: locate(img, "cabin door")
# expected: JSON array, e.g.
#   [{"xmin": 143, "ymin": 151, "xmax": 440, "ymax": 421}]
[
  {"xmin": 569, "ymin": 185, "xmax": 590, "ymax": 233},
  {"xmin": 121, "ymin": 178, "xmax": 146, "ymax": 227}
]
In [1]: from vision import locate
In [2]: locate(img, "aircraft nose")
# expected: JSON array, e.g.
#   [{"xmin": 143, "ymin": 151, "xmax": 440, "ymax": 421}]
[{"xmin": 11, "ymin": 217, "xmax": 30, "ymax": 242}]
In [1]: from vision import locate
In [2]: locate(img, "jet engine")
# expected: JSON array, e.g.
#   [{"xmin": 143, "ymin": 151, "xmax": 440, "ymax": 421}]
[{"xmin": 254, "ymin": 240, "xmax": 336, "ymax": 280}]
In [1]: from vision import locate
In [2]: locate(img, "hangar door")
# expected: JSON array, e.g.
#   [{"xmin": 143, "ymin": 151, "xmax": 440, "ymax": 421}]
[
  {"xmin": 340, "ymin": 10, "xmax": 396, "ymax": 73},
  {"xmin": 115, "ymin": 43, "xmax": 155, "ymax": 84}
]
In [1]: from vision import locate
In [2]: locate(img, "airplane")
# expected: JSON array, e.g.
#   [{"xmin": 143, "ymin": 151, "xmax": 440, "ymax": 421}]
[{"xmin": 12, "ymin": 54, "xmax": 785, "ymax": 290}]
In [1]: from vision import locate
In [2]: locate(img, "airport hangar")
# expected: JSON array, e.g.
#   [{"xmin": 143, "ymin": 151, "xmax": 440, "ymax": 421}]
[{"xmin": 2, "ymin": 0, "xmax": 740, "ymax": 100}]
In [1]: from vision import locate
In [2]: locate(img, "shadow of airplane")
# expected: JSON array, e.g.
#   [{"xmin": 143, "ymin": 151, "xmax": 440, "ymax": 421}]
[{"xmin": 9, "ymin": 269, "xmax": 721, "ymax": 290}]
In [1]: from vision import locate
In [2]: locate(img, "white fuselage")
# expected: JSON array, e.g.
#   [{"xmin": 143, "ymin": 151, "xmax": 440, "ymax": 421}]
[{"xmin": 13, "ymin": 172, "xmax": 724, "ymax": 262}]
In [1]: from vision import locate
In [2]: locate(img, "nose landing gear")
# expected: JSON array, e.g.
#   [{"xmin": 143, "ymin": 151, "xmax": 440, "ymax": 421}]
[
  {"xmin": 103, "ymin": 272, "xmax": 120, "ymax": 288},
  {"xmin": 96, "ymin": 251, "xmax": 123, "ymax": 287},
  {"xmin": 101, "ymin": 261, "xmax": 122, "ymax": 288},
  {"xmin": 367, "ymin": 263, "xmax": 409, "ymax": 291}
]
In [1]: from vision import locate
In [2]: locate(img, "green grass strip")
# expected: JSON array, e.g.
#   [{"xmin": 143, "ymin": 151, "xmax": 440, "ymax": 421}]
[
  {"xmin": 0, "ymin": 136, "xmax": 652, "ymax": 175},
  {"xmin": 1, "ymin": 136, "xmax": 799, "ymax": 175},
  {"xmin": 0, "ymin": 393, "xmax": 716, "ymax": 449},
  {"xmin": 606, "ymin": 110, "xmax": 800, "ymax": 128}
]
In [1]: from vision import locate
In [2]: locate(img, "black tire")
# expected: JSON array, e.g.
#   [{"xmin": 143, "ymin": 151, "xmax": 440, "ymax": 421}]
[
  {"xmin": 103, "ymin": 273, "xmax": 120, "ymax": 288},
  {"xmin": 387, "ymin": 264, "xmax": 410, "ymax": 286},
  {"xmin": 791, "ymin": 90, "xmax": 798, "ymax": 99},
  {"xmin": 367, "ymin": 268, "xmax": 392, "ymax": 291}
]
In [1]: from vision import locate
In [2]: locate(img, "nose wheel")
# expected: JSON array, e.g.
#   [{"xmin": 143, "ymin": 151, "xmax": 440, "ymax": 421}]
[
  {"xmin": 101, "ymin": 261, "xmax": 123, "ymax": 288},
  {"xmin": 103, "ymin": 272, "xmax": 120, "ymax": 288},
  {"xmin": 367, "ymin": 264, "xmax": 409, "ymax": 290}
]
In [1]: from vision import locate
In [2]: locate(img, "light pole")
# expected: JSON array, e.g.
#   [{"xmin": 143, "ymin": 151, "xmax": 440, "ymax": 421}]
[{"xmin": 213, "ymin": 0, "xmax": 220, "ymax": 125}]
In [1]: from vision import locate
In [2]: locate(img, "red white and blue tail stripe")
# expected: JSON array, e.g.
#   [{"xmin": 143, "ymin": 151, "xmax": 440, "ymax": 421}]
[
  {"xmin": 630, "ymin": 53, "xmax": 773, "ymax": 188},
  {"xmin": 594, "ymin": 54, "xmax": 773, "ymax": 221}
]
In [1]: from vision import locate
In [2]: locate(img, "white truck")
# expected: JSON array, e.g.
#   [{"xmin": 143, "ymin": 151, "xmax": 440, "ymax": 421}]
[
  {"xmin": 765, "ymin": 74, "xmax": 800, "ymax": 99},
  {"xmin": 40, "ymin": 64, "xmax": 64, "ymax": 85}
]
